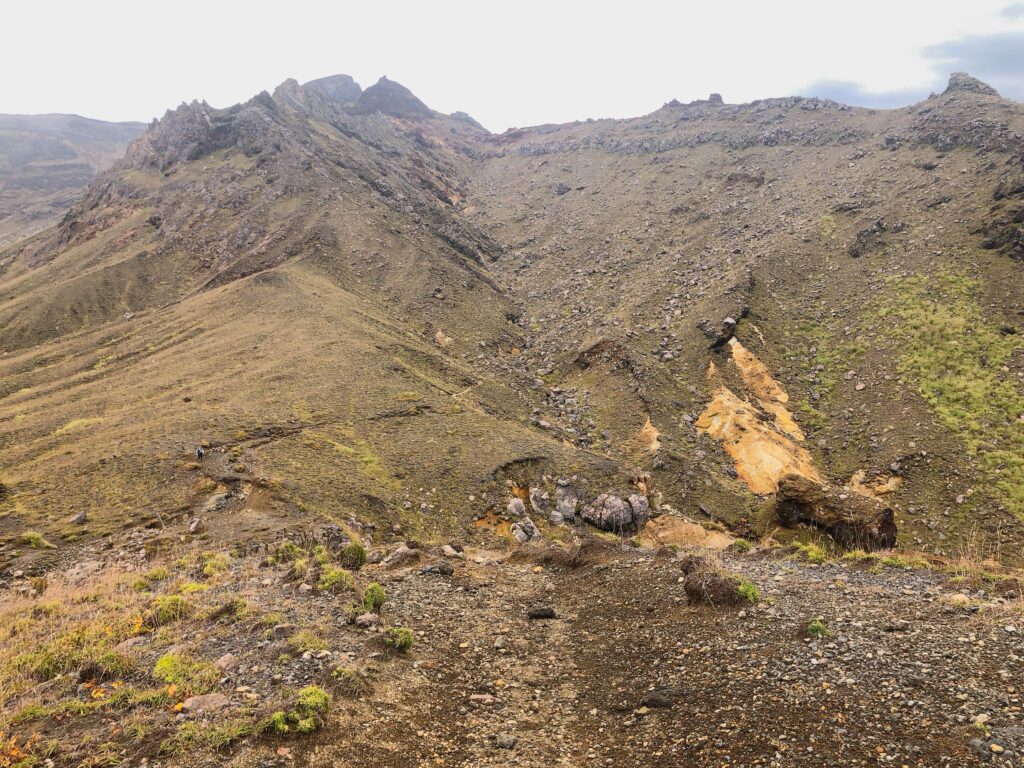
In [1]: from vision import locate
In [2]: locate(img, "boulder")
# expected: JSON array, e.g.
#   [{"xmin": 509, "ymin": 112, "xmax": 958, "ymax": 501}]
[
  {"xmin": 581, "ymin": 493, "xmax": 651, "ymax": 532},
  {"xmin": 775, "ymin": 473, "xmax": 897, "ymax": 550},
  {"xmin": 555, "ymin": 482, "xmax": 578, "ymax": 522},
  {"xmin": 507, "ymin": 497, "xmax": 527, "ymax": 517},
  {"xmin": 511, "ymin": 517, "xmax": 540, "ymax": 543}
]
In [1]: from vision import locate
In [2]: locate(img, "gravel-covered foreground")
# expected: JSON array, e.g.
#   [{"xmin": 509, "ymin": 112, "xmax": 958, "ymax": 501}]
[{"xmin": 278, "ymin": 546, "xmax": 1023, "ymax": 768}]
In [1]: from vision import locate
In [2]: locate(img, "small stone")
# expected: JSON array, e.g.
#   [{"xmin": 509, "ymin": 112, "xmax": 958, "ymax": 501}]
[
  {"xmin": 271, "ymin": 623, "xmax": 298, "ymax": 639},
  {"xmin": 527, "ymin": 606, "xmax": 556, "ymax": 620},
  {"xmin": 182, "ymin": 693, "xmax": 229, "ymax": 712}
]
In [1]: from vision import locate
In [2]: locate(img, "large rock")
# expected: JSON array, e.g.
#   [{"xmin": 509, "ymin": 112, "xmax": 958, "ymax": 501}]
[
  {"xmin": 511, "ymin": 516, "xmax": 540, "ymax": 543},
  {"xmin": 581, "ymin": 493, "xmax": 651, "ymax": 532},
  {"xmin": 555, "ymin": 482, "xmax": 578, "ymax": 522},
  {"xmin": 775, "ymin": 473, "xmax": 897, "ymax": 550}
]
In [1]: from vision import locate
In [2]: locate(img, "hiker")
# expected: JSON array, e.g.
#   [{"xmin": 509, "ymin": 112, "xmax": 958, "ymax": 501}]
[{"xmin": 196, "ymin": 445, "xmax": 205, "ymax": 462}]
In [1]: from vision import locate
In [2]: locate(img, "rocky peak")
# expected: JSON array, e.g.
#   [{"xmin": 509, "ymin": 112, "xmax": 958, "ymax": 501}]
[
  {"xmin": 347, "ymin": 76, "xmax": 433, "ymax": 118},
  {"xmin": 944, "ymin": 72, "xmax": 999, "ymax": 96},
  {"xmin": 303, "ymin": 74, "xmax": 362, "ymax": 106}
]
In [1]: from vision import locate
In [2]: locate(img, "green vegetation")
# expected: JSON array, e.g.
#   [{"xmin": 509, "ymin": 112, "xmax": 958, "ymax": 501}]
[
  {"xmin": 267, "ymin": 685, "xmax": 332, "ymax": 734},
  {"xmin": 200, "ymin": 551, "xmax": 230, "ymax": 578},
  {"xmin": 133, "ymin": 566, "xmax": 170, "ymax": 591},
  {"xmin": 363, "ymin": 582, "xmax": 387, "ymax": 613},
  {"xmin": 340, "ymin": 541, "xmax": 367, "ymax": 570},
  {"xmin": 728, "ymin": 539, "xmax": 753, "ymax": 554},
  {"xmin": 807, "ymin": 617, "xmax": 831, "ymax": 637},
  {"xmin": 793, "ymin": 542, "xmax": 829, "ymax": 564},
  {"xmin": 18, "ymin": 530, "xmax": 56, "ymax": 549},
  {"xmin": 16, "ymin": 627, "xmax": 134, "ymax": 682},
  {"xmin": 317, "ymin": 565, "xmax": 354, "ymax": 594},
  {"xmin": 152, "ymin": 652, "xmax": 219, "ymax": 695},
  {"xmin": 288, "ymin": 630, "xmax": 328, "ymax": 654},
  {"xmin": 736, "ymin": 579, "xmax": 760, "ymax": 604},
  {"xmin": 882, "ymin": 270, "xmax": 1024, "ymax": 520},
  {"xmin": 383, "ymin": 626, "xmax": 414, "ymax": 651},
  {"xmin": 147, "ymin": 595, "xmax": 192, "ymax": 626},
  {"xmin": 162, "ymin": 717, "xmax": 264, "ymax": 753}
]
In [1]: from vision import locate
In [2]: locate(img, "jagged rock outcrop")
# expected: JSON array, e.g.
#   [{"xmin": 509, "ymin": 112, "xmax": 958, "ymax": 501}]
[
  {"xmin": 348, "ymin": 77, "xmax": 433, "ymax": 118},
  {"xmin": 775, "ymin": 474, "xmax": 897, "ymax": 551},
  {"xmin": 944, "ymin": 72, "xmax": 999, "ymax": 97},
  {"xmin": 303, "ymin": 74, "xmax": 362, "ymax": 106}
]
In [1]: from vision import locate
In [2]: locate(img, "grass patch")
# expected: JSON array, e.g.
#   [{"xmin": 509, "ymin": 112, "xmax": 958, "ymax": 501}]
[
  {"xmin": 267, "ymin": 685, "xmax": 332, "ymax": 734},
  {"xmin": 363, "ymin": 582, "xmax": 387, "ymax": 613},
  {"xmin": 383, "ymin": 626, "xmax": 414, "ymax": 651},
  {"xmin": 793, "ymin": 542, "xmax": 829, "ymax": 564},
  {"xmin": 152, "ymin": 653, "xmax": 219, "ymax": 695},
  {"xmin": 18, "ymin": 530, "xmax": 56, "ymax": 549},
  {"xmin": 147, "ymin": 595, "xmax": 192, "ymax": 626},
  {"xmin": 288, "ymin": 630, "xmax": 328, "ymax": 654},
  {"xmin": 807, "ymin": 617, "xmax": 831, "ymax": 637},
  {"xmin": 317, "ymin": 565, "xmax": 354, "ymax": 594},
  {"xmin": 736, "ymin": 579, "xmax": 760, "ymax": 604},
  {"xmin": 881, "ymin": 269, "xmax": 1024, "ymax": 520},
  {"xmin": 53, "ymin": 417, "xmax": 104, "ymax": 436}
]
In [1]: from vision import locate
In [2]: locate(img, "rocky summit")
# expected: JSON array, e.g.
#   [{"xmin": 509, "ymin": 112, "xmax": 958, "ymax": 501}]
[{"xmin": 1, "ymin": 71, "xmax": 1023, "ymax": 767}]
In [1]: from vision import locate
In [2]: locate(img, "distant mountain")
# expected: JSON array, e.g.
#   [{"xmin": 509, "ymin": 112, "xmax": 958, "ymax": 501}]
[{"xmin": 0, "ymin": 113, "xmax": 145, "ymax": 243}]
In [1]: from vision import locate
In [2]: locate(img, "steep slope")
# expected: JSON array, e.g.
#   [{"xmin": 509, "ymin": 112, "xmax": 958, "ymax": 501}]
[
  {"xmin": 1, "ymin": 73, "xmax": 1023, "ymax": 571},
  {"xmin": 0, "ymin": 113, "xmax": 145, "ymax": 244},
  {"xmin": 465, "ymin": 73, "xmax": 1024, "ymax": 558},
  {"xmin": 3, "ymin": 71, "xmax": 1024, "ymax": 768},
  {"xmin": 0, "ymin": 77, "xmax": 627, "ymax": 566}
]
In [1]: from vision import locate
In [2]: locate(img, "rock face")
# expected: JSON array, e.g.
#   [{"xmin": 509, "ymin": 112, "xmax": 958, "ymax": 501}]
[
  {"xmin": 303, "ymin": 74, "xmax": 362, "ymax": 106},
  {"xmin": 944, "ymin": 72, "xmax": 999, "ymax": 97},
  {"xmin": 555, "ymin": 482, "xmax": 578, "ymax": 523},
  {"xmin": 347, "ymin": 77, "xmax": 433, "ymax": 118},
  {"xmin": 581, "ymin": 493, "xmax": 650, "ymax": 532},
  {"xmin": 775, "ymin": 473, "xmax": 897, "ymax": 550}
]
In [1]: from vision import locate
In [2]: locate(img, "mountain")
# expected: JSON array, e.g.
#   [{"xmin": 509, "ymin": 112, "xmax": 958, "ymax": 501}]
[
  {"xmin": 1, "ymin": 72, "xmax": 1023, "ymax": 767},
  {"xmin": 0, "ymin": 113, "xmax": 145, "ymax": 244}
]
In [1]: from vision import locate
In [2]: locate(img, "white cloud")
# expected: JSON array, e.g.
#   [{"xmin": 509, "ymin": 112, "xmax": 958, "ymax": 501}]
[{"xmin": 1, "ymin": 0, "xmax": 1021, "ymax": 130}]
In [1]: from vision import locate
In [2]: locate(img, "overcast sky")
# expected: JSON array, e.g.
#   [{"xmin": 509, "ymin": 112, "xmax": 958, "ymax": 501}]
[{"xmin": 3, "ymin": 0, "xmax": 1022, "ymax": 132}]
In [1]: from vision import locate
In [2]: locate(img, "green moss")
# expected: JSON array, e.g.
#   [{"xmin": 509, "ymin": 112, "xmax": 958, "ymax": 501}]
[
  {"xmin": 266, "ymin": 685, "xmax": 332, "ymax": 734},
  {"xmin": 728, "ymin": 539, "xmax": 753, "ymax": 554},
  {"xmin": 881, "ymin": 269, "xmax": 1024, "ymax": 520},
  {"xmin": 152, "ymin": 653, "xmax": 219, "ymax": 695},
  {"xmin": 363, "ymin": 582, "xmax": 387, "ymax": 613},
  {"xmin": 736, "ymin": 579, "xmax": 760, "ymax": 604},
  {"xmin": 383, "ymin": 626, "xmax": 414, "ymax": 652}
]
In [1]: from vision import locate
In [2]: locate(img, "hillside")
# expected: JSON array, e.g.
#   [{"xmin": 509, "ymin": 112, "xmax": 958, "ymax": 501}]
[
  {"xmin": 0, "ymin": 114, "xmax": 145, "ymax": 244},
  {"xmin": 1, "ymin": 72, "xmax": 1023, "ymax": 766}
]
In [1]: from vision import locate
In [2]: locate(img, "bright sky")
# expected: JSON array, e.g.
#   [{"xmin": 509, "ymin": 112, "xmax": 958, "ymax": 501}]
[{"xmin": 4, "ymin": 0, "xmax": 1023, "ymax": 131}]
